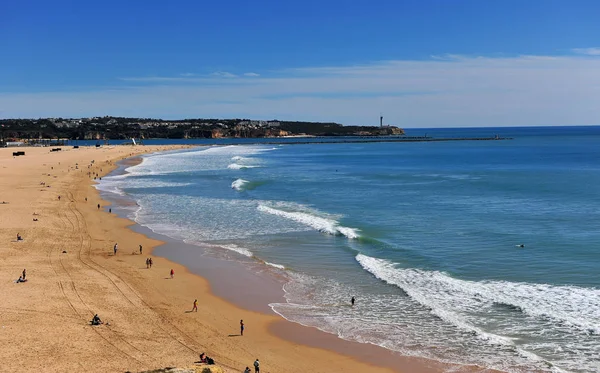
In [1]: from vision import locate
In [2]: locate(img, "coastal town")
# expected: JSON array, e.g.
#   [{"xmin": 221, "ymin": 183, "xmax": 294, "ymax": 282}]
[{"xmin": 0, "ymin": 116, "xmax": 404, "ymax": 145}]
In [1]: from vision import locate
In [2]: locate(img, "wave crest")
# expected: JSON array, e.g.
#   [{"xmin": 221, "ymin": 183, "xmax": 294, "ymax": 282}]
[
  {"xmin": 231, "ymin": 178, "xmax": 249, "ymax": 191},
  {"xmin": 356, "ymin": 254, "xmax": 600, "ymax": 337},
  {"xmin": 257, "ymin": 204, "xmax": 359, "ymax": 239},
  {"xmin": 228, "ymin": 163, "xmax": 259, "ymax": 170}
]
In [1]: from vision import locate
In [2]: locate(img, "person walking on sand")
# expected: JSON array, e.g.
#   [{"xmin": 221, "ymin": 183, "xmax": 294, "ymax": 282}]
[
  {"xmin": 22, "ymin": 269, "xmax": 26, "ymax": 280},
  {"xmin": 146, "ymin": 258, "xmax": 150, "ymax": 269},
  {"xmin": 97, "ymin": 203, "xmax": 100, "ymax": 210},
  {"xmin": 139, "ymin": 244, "xmax": 143, "ymax": 255},
  {"xmin": 170, "ymin": 269, "xmax": 174, "ymax": 279},
  {"xmin": 113, "ymin": 243, "xmax": 118, "ymax": 255},
  {"xmin": 351, "ymin": 296, "xmax": 355, "ymax": 306},
  {"xmin": 240, "ymin": 319, "xmax": 244, "ymax": 336},
  {"xmin": 254, "ymin": 358, "xmax": 260, "ymax": 373},
  {"xmin": 192, "ymin": 299, "xmax": 198, "ymax": 312}
]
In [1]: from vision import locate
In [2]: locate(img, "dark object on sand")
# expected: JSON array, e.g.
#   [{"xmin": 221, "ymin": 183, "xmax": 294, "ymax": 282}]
[
  {"xmin": 13, "ymin": 151, "xmax": 25, "ymax": 156},
  {"xmin": 91, "ymin": 314, "xmax": 103, "ymax": 325},
  {"xmin": 198, "ymin": 353, "xmax": 215, "ymax": 365}
]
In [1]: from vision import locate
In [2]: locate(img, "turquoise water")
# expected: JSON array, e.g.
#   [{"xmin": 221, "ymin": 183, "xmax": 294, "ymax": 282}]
[{"xmin": 99, "ymin": 127, "xmax": 600, "ymax": 373}]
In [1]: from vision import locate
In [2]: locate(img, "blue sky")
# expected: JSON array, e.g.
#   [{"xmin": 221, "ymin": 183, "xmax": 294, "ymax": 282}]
[{"xmin": 1, "ymin": 0, "xmax": 599, "ymax": 126}]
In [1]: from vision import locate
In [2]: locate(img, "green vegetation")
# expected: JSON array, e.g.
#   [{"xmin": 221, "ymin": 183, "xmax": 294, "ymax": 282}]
[{"xmin": 0, "ymin": 116, "xmax": 404, "ymax": 141}]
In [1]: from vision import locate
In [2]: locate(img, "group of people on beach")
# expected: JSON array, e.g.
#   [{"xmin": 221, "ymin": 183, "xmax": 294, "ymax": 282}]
[
  {"xmin": 238, "ymin": 358, "xmax": 260, "ymax": 372},
  {"xmin": 87, "ymin": 158, "xmax": 263, "ymax": 372},
  {"xmin": 245, "ymin": 358, "xmax": 259, "ymax": 373}
]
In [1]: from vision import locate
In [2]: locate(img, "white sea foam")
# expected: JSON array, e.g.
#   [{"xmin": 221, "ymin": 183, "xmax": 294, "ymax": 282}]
[
  {"xmin": 257, "ymin": 204, "xmax": 360, "ymax": 239},
  {"xmin": 94, "ymin": 182, "xmax": 126, "ymax": 196},
  {"xmin": 356, "ymin": 254, "xmax": 600, "ymax": 336},
  {"xmin": 265, "ymin": 262, "xmax": 286, "ymax": 270},
  {"xmin": 217, "ymin": 244, "xmax": 253, "ymax": 257},
  {"xmin": 227, "ymin": 163, "xmax": 259, "ymax": 170},
  {"xmin": 356, "ymin": 254, "xmax": 515, "ymax": 346},
  {"xmin": 124, "ymin": 145, "xmax": 271, "ymax": 175},
  {"xmin": 231, "ymin": 178, "xmax": 249, "ymax": 191},
  {"xmin": 355, "ymin": 253, "xmax": 600, "ymax": 372},
  {"xmin": 267, "ymin": 258, "xmax": 591, "ymax": 372},
  {"xmin": 231, "ymin": 156, "xmax": 253, "ymax": 161}
]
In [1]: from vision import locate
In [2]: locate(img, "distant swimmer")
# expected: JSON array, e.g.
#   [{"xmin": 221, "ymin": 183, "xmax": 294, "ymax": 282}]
[
  {"xmin": 351, "ymin": 296, "xmax": 355, "ymax": 306},
  {"xmin": 517, "ymin": 244, "xmax": 525, "ymax": 248}
]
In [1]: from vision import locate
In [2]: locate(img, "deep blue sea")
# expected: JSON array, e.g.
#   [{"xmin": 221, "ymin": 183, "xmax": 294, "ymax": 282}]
[{"xmin": 98, "ymin": 127, "xmax": 600, "ymax": 373}]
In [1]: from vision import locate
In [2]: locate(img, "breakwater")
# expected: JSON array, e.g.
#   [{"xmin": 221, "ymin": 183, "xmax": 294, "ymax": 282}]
[{"xmin": 215, "ymin": 136, "xmax": 512, "ymax": 146}]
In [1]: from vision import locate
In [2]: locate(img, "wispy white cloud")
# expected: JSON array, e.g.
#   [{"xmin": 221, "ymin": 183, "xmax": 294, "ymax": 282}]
[
  {"xmin": 2, "ymin": 52, "xmax": 600, "ymax": 127},
  {"xmin": 244, "ymin": 72, "xmax": 260, "ymax": 77},
  {"xmin": 119, "ymin": 76, "xmax": 192, "ymax": 82},
  {"xmin": 572, "ymin": 47, "xmax": 600, "ymax": 56},
  {"xmin": 211, "ymin": 71, "xmax": 237, "ymax": 78},
  {"xmin": 180, "ymin": 73, "xmax": 196, "ymax": 77}
]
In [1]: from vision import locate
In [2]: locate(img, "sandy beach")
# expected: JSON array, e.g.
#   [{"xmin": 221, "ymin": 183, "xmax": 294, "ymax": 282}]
[{"xmin": 0, "ymin": 145, "xmax": 492, "ymax": 373}]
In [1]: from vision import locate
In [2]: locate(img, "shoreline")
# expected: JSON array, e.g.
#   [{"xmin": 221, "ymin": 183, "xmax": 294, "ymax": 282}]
[
  {"xmin": 0, "ymin": 145, "xmax": 500, "ymax": 373},
  {"xmin": 101, "ymin": 155, "xmax": 445, "ymax": 372},
  {"xmin": 100, "ymin": 149, "xmax": 504, "ymax": 373}
]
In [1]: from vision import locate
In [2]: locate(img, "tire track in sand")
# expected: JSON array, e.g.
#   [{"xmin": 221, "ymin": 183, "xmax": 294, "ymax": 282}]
[
  {"xmin": 66, "ymin": 191, "xmax": 206, "ymax": 356},
  {"xmin": 50, "ymin": 204, "xmax": 149, "ymax": 368}
]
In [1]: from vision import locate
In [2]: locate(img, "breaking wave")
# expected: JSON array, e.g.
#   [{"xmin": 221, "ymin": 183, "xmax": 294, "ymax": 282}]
[
  {"xmin": 228, "ymin": 163, "xmax": 259, "ymax": 170},
  {"xmin": 265, "ymin": 262, "xmax": 286, "ymax": 270},
  {"xmin": 217, "ymin": 244, "xmax": 253, "ymax": 257},
  {"xmin": 356, "ymin": 253, "xmax": 600, "ymax": 372},
  {"xmin": 231, "ymin": 178, "xmax": 249, "ymax": 191},
  {"xmin": 257, "ymin": 204, "xmax": 360, "ymax": 239}
]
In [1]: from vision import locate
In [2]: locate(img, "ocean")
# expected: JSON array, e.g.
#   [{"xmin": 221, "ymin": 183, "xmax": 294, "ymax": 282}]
[{"xmin": 97, "ymin": 126, "xmax": 600, "ymax": 373}]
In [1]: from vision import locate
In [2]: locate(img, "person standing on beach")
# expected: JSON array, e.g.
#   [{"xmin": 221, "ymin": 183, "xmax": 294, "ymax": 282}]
[
  {"xmin": 97, "ymin": 203, "xmax": 100, "ymax": 210},
  {"xmin": 253, "ymin": 358, "xmax": 260, "ymax": 373},
  {"xmin": 351, "ymin": 296, "xmax": 355, "ymax": 306},
  {"xmin": 240, "ymin": 319, "xmax": 244, "ymax": 336},
  {"xmin": 139, "ymin": 244, "xmax": 143, "ymax": 255},
  {"xmin": 22, "ymin": 269, "xmax": 26, "ymax": 280},
  {"xmin": 113, "ymin": 243, "xmax": 118, "ymax": 255},
  {"xmin": 192, "ymin": 299, "xmax": 198, "ymax": 312},
  {"xmin": 149, "ymin": 258, "xmax": 153, "ymax": 268},
  {"xmin": 170, "ymin": 269, "xmax": 174, "ymax": 279}
]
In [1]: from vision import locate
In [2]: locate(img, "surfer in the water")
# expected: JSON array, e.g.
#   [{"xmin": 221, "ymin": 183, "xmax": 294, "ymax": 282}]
[{"xmin": 351, "ymin": 296, "xmax": 355, "ymax": 306}]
